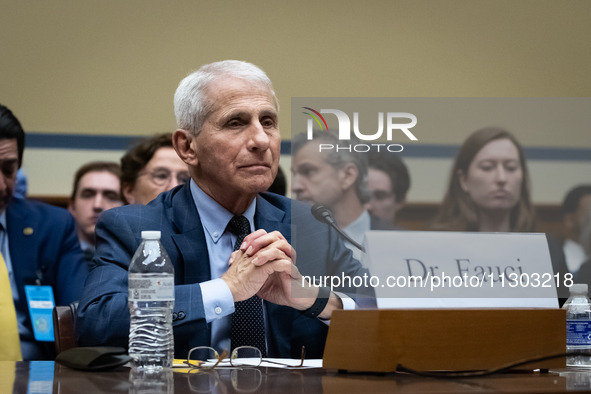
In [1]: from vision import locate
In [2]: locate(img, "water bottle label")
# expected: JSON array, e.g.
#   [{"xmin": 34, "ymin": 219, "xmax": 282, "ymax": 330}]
[
  {"xmin": 567, "ymin": 319, "xmax": 591, "ymax": 346},
  {"xmin": 129, "ymin": 277, "xmax": 174, "ymax": 301}
]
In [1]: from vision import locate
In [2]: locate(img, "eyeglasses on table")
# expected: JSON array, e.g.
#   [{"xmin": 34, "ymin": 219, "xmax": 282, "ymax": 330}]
[{"xmin": 184, "ymin": 345, "xmax": 307, "ymax": 370}]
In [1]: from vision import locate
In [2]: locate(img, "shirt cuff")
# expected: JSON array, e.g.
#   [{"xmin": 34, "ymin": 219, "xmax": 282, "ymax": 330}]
[
  {"xmin": 317, "ymin": 291, "xmax": 354, "ymax": 326},
  {"xmin": 337, "ymin": 292, "xmax": 356, "ymax": 310},
  {"xmin": 200, "ymin": 278, "xmax": 235, "ymax": 323}
]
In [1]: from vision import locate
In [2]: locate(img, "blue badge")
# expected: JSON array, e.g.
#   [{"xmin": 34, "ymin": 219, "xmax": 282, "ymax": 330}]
[{"xmin": 25, "ymin": 285, "xmax": 55, "ymax": 342}]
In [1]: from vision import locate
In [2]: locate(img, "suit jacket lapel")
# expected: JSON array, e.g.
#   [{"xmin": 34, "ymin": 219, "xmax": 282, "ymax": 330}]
[
  {"xmin": 168, "ymin": 184, "xmax": 211, "ymax": 285},
  {"xmin": 6, "ymin": 198, "xmax": 38, "ymax": 314},
  {"xmin": 254, "ymin": 195, "xmax": 291, "ymax": 244}
]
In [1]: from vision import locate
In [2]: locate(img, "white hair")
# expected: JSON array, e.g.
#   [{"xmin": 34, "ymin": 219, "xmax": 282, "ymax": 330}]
[{"xmin": 174, "ymin": 60, "xmax": 278, "ymax": 135}]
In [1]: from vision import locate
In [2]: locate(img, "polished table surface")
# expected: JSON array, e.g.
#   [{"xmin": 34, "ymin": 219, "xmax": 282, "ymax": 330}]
[{"xmin": 5, "ymin": 361, "xmax": 591, "ymax": 393}]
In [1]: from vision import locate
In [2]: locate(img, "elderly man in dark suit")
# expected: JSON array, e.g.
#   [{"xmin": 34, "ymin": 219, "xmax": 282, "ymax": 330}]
[{"xmin": 77, "ymin": 60, "xmax": 368, "ymax": 359}]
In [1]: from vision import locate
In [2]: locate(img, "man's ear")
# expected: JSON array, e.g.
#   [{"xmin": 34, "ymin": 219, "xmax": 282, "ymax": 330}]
[
  {"xmin": 173, "ymin": 129, "xmax": 198, "ymax": 167},
  {"xmin": 340, "ymin": 163, "xmax": 359, "ymax": 191},
  {"xmin": 458, "ymin": 169, "xmax": 470, "ymax": 193},
  {"xmin": 122, "ymin": 184, "xmax": 136, "ymax": 205}
]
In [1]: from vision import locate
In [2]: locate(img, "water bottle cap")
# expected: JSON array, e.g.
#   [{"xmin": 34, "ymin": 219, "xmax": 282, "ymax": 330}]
[
  {"xmin": 569, "ymin": 283, "xmax": 588, "ymax": 294},
  {"xmin": 141, "ymin": 231, "xmax": 161, "ymax": 240}
]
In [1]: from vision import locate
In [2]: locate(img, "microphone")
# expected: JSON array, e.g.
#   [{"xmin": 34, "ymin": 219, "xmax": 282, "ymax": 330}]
[
  {"xmin": 311, "ymin": 204, "xmax": 336, "ymax": 225},
  {"xmin": 311, "ymin": 204, "xmax": 364, "ymax": 252}
]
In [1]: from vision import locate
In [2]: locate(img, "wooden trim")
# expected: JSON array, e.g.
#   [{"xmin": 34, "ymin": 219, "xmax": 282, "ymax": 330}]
[
  {"xmin": 395, "ymin": 203, "xmax": 565, "ymax": 236},
  {"xmin": 28, "ymin": 195, "xmax": 69, "ymax": 209}
]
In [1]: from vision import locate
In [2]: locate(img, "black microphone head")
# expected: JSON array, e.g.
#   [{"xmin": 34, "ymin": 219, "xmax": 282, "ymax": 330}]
[{"xmin": 311, "ymin": 204, "xmax": 334, "ymax": 225}]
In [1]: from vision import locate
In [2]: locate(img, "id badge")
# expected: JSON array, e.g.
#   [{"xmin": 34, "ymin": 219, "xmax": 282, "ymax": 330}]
[{"xmin": 25, "ymin": 285, "xmax": 55, "ymax": 342}]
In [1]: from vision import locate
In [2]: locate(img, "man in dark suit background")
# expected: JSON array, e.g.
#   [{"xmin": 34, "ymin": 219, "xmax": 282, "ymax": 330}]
[
  {"xmin": 0, "ymin": 104, "xmax": 88, "ymax": 360},
  {"xmin": 365, "ymin": 151, "xmax": 411, "ymax": 228},
  {"xmin": 291, "ymin": 129, "xmax": 396, "ymax": 261},
  {"xmin": 77, "ymin": 60, "xmax": 367, "ymax": 359},
  {"xmin": 68, "ymin": 161, "xmax": 123, "ymax": 267}
]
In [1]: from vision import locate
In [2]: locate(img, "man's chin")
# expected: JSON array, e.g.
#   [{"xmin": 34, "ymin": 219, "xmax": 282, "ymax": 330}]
[
  {"xmin": 84, "ymin": 226, "xmax": 97, "ymax": 240},
  {"xmin": 244, "ymin": 177, "xmax": 273, "ymax": 194}
]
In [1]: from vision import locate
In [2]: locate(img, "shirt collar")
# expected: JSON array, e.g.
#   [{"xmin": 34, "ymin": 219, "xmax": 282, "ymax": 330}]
[
  {"xmin": 79, "ymin": 240, "xmax": 94, "ymax": 252},
  {"xmin": 190, "ymin": 179, "xmax": 256, "ymax": 243},
  {"xmin": 343, "ymin": 210, "xmax": 371, "ymax": 238}
]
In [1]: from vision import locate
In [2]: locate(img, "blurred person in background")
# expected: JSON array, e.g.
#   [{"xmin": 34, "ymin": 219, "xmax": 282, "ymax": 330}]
[
  {"xmin": 560, "ymin": 185, "xmax": 591, "ymax": 277},
  {"xmin": 365, "ymin": 151, "xmax": 410, "ymax": 228},
  {"xmin": 570, "ymin": 202, "xmax": 591, "ymax": 285},
  {"xmin": 432, "ymin": 127, "xmax": 535, "ymax": 233},
  {"xmin": 13, "ymin": 169, "xmax": 27, "ymax": 198},
  {"xmin": 68, "ymin": 161, "xmax": 123, "ymax": 265},
  {"xmin": 0, "ymin": 104, "xmax": 87, "ymax": 360},
  {"xmin": 432, "ymin": 127, "xmax": 569, "ymax": 301},
  {"xmin": 292, "ymin": 129, "xmax": 394, "ymax": 260},
  {"xmin": 120, "ymin": 133, "xmax": 190, "ymax": 204}
]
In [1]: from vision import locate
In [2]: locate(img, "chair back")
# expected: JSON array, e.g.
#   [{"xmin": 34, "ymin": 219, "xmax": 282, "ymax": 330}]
[{"xmin": 53, "ymin": 302, "xmax": 78, "ymax": 354}]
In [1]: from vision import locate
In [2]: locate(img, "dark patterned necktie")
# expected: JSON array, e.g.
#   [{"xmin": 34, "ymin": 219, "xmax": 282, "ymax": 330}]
[{"xmin": 227, "ymin": 215, "xmax": 267, "ymax": 357}]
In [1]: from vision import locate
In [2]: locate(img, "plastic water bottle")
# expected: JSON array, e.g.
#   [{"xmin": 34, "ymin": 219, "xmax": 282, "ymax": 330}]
[
  {"xmin": 128, "ymin": 231, "xmax": 175, "ymax": 370},
  {"xmin": 563, "ymin": 283, "xmax": 591, "ymax": 367}
]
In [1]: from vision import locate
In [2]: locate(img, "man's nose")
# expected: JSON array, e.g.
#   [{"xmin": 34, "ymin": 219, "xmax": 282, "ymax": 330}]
[
  {"xmin": 248, "ymin": 121, "xmax": 271, "ymax": 151},
  {"xmin": 291, "ymin": 174, "xmax": 303, "ymax": 193},
  {"xmin": 93, "ymin": 194, "xmax": 104, "ymax": 211}
]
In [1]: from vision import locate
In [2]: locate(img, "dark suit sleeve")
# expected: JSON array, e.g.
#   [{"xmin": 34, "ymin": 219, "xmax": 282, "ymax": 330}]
[
  {"xmin": 76, "ymin": 209, "xmax": 136, "ymax": 347},
  {"xmin": 53, "ymin": 213, "xmax": 89, "ymax": 306},
  {"xmin": 77, "ymin": 208, "xmax": 209, "ymax": 349}
]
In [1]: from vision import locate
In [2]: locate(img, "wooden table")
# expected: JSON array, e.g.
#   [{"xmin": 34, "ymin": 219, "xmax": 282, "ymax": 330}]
[{"xmin": 3, "ymin": 361, "xmax": 591, "ymax": 393}]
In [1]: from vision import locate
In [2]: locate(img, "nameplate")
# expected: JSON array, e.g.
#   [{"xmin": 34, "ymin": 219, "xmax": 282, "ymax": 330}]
[{"xmin": 361, "ymin": 231, "xmax": 561, "ymax": 308}]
